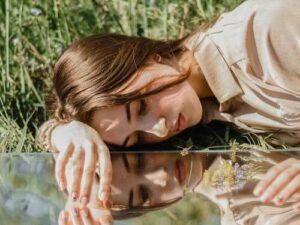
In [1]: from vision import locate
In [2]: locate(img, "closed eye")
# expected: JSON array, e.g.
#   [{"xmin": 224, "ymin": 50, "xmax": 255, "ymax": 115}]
[
  {"xmin": 136, "ymin": 130, "xmax": 149, "ymax": 145},
  {"xmin": 138, "ymin": 99, "xmax": 148, "ymax": 116}
]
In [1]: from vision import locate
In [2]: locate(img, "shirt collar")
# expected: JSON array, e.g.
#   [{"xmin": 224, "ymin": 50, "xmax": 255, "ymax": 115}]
[{"xmin": 185, "ymin": 32, "xmax": 243, "ymax": 104}]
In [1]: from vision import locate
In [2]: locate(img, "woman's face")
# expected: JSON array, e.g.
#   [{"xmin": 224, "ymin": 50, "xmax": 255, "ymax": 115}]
[
  {"xmin": 110, "ymin": 153, "xmax": 203, "ymax": 208},
  {"xmin": 89, "ymin": 59, "xmax": 202, "ymax": 147}
]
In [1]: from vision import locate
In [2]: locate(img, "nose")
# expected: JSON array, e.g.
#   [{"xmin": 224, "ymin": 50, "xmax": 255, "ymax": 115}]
[
  {"xmin": 144, "ymin": 167, "xmax": 168, "ymax": 187},
  {"xmin": 144, "ymin": 117, "xmax": 168, "ymax": 137}
]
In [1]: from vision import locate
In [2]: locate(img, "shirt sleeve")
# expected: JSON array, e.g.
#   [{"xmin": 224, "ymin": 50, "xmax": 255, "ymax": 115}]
[
  {"xmin": 253, "ymin": 0, "xmax": 300, "ymax": 146},
  {"xmin": 36, "ymin": 118, "xmax": 60, "ymax": 151},
  {"xmin": 252, "ymin": 0, "xmax": 300, "ymax": 95}
]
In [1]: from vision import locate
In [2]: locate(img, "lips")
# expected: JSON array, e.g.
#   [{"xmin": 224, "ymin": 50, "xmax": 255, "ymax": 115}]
[{"xmin": 175, "ymin": 158, "xmax": 187, "ymax": 185}]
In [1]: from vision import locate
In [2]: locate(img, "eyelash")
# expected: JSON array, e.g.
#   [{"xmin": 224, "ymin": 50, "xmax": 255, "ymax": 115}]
[
  {"xmin": 139, "ymin": 185, "xmax": 150, "ymax": 205},
  {"xmin": 136, "ymin": 131, "xmax": 145, "ymax": 145},
  {"xmin": 135, "ymin": 99, "xmax": 148, "ymax": 145},
  {"xmin": 138, "ymin": 99, "xmax": 148, "ymax": 116}
]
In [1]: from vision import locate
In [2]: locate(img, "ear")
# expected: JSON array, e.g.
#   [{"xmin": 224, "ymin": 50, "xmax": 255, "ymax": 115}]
[
  {"xmin": 152, "ymin": 53, "xmax": 174, "ymax": 65},
  {"xmin": 151, "ymin": 53, "xmax": 182, "ymax": 72},
  {"xmin": 153, "ymin": 54, "xmax": 162, "ymax": 63}
]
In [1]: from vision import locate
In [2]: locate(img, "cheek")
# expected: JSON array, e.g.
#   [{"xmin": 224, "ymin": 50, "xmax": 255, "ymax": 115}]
[
  {"xmin": 153, "ymin": 188, "xmax": 182, "ymax": 204},
  {"xmin": 140, "ymin": 128, "xmax": 175, "ymax": 145},
  {"xmin": 159, "ymin": 82, "xmax": 198, "ymax": 109},
  {"xmin": 187, "ymin": 155, "xmax": 203, "ymax": 189},
  {"xmin": 148, "ymin": 156, "xmax": 183, "ymax": 202},
  {"xmin": 149, "ymin": 84, "xmax": 185, "ymax": 114}
]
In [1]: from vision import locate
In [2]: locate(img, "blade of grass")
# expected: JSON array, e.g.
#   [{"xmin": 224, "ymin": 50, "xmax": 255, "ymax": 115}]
[
  {"xmin": 5, "ymin": 0, "xmax": 10, "ymax": 92},
  {"xmin": 163, "ymin": 0, "xmax": 168, "ymax": 39}
]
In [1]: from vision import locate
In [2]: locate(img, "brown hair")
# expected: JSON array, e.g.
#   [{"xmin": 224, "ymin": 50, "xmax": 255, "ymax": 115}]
[{"xmin": 49, "ymin": 32, "xmax": 192, "ymax": 125}]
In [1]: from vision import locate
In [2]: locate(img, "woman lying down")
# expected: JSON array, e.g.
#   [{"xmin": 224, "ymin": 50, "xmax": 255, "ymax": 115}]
[{"xmin": 58, "ymin": 150, "xmax": 300, "ymax": 225}]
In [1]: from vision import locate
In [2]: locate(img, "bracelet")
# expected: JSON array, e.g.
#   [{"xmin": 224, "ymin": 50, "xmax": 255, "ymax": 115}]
[{"xmin": 38, "ymin": 119, "xmax": 62, "ymax": 152}]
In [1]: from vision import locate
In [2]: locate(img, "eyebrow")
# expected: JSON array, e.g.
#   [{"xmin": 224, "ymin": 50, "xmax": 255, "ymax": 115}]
[
  {"xmin": 122, "ymin": 153, "xmax": 130, "ymax": 173},
  {"xmin": 129, "ymin": 189, "xmax": 134, "ymax": 208},
  {"xmin": 123, "ymin": 154, "xmax": 134, "ymax": 208},
  {"xmin": 125, "ymin": 103, "xmax": 131, "ymax": 123},
  {"xmin": 122, "ymin": 103, "xmax": 132, "ymax": 147}
]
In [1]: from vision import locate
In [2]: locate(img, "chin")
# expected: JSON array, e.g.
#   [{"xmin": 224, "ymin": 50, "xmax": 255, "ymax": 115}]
[
  {"xmin": 187, "ymin": 154, "xmax": 203, "ymax": 190},
  {"xmin": 189, "ymin": 115, "xmax": 201, "ymax": 127},
  {"xmin": 194, "ymin": 100, "xmax": 203, "ymax": 125}
]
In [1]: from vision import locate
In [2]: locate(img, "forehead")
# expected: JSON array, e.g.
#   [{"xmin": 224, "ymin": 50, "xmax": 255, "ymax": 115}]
[{"xmin": 118, "ymin": 61, "xmax": 181, "ymax": 94}]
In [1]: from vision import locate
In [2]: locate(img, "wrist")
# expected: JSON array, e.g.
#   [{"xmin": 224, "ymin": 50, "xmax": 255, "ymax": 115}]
[{"xmin": 38, "ymin": 119, "xmax": 63, "ymax": 152}]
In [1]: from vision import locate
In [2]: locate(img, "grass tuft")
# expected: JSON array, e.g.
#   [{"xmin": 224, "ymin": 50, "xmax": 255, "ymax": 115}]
[{"xmin": 0, "ymin": 0, "xmax": 249, "ymax": 153}]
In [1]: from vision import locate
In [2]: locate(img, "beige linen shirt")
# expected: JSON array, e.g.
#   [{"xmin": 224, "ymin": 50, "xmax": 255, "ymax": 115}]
[
  {"xmin": 185, "ymin": 0, "xmax": 300, "ymax": 146},
  {"xmin": 196, "ymin": 151, "xmax": 300, "ymax": 225}
]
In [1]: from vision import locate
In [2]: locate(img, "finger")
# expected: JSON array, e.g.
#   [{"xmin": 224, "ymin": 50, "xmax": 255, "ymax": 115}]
[
  {"xmin": 253, "ymin": 158, "xmax": 295, "ymax": 196},
  {"xmin": 272, "ymin": 174, "xmax": 300, "ymax": 206},
  {"xmin": 99, "ymin": 215, "xmax": 112, "ymax": 225},
  {"xmin": 59, "ymin": 210, "xmax": 69, "ymax": 225},
  {"xmin": 70, "ymin": 207, "xmax": 83, "ymax": 225},
  {"xmin": 259, "ymin": 166, "xmax": 300, "ymax": 203},
  {"xmin": 80, "ymin": 208, "xmax": 93, "ymax": 225},
  {"xmin": 80, "ymin": 141, "xmax": 96, "ymax": 206},
  {"xmin": 71, "ymin": 146, "xmax": 84, "ymax": 201},
  {"xmin": 56, "ymin": 142, "xmax": 75, "ymax": 191},
  {"xmin": 97, "ymin": 143, "xmax": 112, "ymax": 203}
]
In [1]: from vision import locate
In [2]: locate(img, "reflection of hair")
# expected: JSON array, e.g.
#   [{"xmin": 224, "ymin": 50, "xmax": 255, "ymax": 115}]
[
  {"xmin": 111, "ymin": 197, "xmax": 182, "ymax": 220},
  {"xmin": 49, "ymin": 33, "xmax": 192, "ymax": 124}
]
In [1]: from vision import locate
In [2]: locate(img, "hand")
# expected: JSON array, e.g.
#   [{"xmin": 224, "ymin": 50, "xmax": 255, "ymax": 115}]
[
  {"xmin": 253, "ymin": 158, "xmax": 300, "ymax": 211},
  {"xmin": 58, "ymin": 197, "xmax": 112, "ymax": 225},
  {"xmin": 51, "ymin": 120, "xmax": 112, "ymax": 207}
]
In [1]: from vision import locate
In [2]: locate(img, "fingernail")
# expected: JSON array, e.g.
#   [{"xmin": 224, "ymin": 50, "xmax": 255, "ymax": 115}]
[
  {"xmin": 274, "ymin": 196, "xmax": 283, "ymax": 205},
  {"xmin": 253, "ymin": 186, "xmax": 262, "ymax": 196},
  {"xmin": 81, "ymin": 197, "xmax": 88, "ymax": 206},
  {"xmin": 100, "ymin": 192, "xmax": 105, "ymax": 201},
  {"xmin": 73, "ymin": 208, "xmax": 78, "ymax": 217},
  {"xmin": 81, "ymin": 208, "xmax": 89, "ymax": 217},
  {"xmin": 104, "ymin": 200, "xmax": 112, "ymax": 209},
  {"xmin": 72, "ymin": 192, "xmax": 77, "ymax": 201},
  {"xmin": 59, "ymin": 181, "xmax": 65, "ymax": 191},
  {"xmin": 260, "ymin": 193, "xmax": 269, "ymax": 203},
  {"xmin": 104, "ymin": 215, "xmax": 113, "ymax": 225},
  {"xmin": 61, "ymin": 211, "xmax": 67, "ymax": 220}
]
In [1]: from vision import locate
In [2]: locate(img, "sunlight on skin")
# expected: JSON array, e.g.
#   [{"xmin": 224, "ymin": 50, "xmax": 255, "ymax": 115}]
[{"xmin": 88, "ymin": 52, "xmax": 208, "ymax": 147}]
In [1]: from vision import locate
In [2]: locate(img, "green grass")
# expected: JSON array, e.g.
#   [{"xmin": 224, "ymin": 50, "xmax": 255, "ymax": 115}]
[
  {"xmin": 0, "ymin": 0, "xmax": 250, "ymax": 153},
  {"xmin": 0, "ymin": 1, "xmax": 295, "ymax": 225}
]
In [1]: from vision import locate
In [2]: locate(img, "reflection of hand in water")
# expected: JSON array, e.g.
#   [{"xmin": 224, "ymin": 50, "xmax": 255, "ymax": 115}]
[
  {"xmin": 254, "ymin": 158, "xmax": 300, "ymax": 211},
  {"xmin": 58, "ymin": 196, "xmax": 112, "ymax": 225},
  {"xmin": 58, "ymin": 150, "xmax": 113, "ymax": 225},
  {"xmin": 51, "ymin": 120, "xmax": 112, "ymax": 207}
]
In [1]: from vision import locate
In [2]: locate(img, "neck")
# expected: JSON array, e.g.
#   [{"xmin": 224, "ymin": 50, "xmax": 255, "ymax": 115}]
[{"xmin": 177, "ymin": 49, "xmax": 214, "ymax": 99}]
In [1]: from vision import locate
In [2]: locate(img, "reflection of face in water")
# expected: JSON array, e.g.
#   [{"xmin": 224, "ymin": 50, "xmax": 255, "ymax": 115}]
[{"xmin": 110, "ymin": 153, "xmax": 205, "ymax": 209}]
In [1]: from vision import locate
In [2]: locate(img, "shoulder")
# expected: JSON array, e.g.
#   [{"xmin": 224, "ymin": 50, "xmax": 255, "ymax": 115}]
[
  {"xmin": 221, "ymin": 0, "xmax": 300, "ymax": 27},
  {"xmin": 252, "ymin": 0, "xmax": 300, "ymax": 28},
  {"xmin": 208, "ymin": 0, "xmax": 300, "ymax": 40}
]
